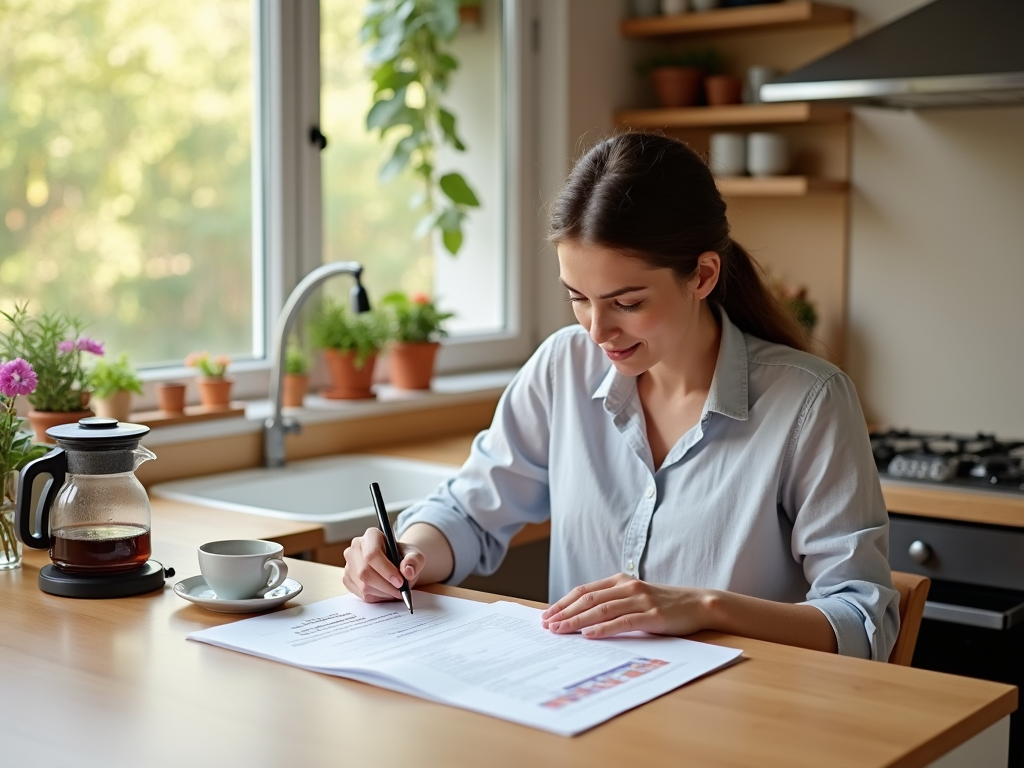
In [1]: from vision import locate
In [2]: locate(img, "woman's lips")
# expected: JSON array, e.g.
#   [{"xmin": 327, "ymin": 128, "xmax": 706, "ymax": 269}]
[{"xmin": 604, "ymin": 342, "xmax": 640, "ymax": 362}]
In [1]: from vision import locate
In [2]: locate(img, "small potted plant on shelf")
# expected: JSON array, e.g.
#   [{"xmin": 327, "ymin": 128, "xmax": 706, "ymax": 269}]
[
  {"xmin": 283, "ymin": 338, "xmax": 310, "ymax": 409},
  {"xmin": 0, "ymin": 303, "xmax": 104, "ymax": 443},
  {"xmin": 381, "ymin": 291, "xmax": 454, "ymax": 390},
  {"xmin": 308, "ymin": 300, "xmax": 388, "ymax": 400},
  {"xmin": 87, "ymin": 353, "xmax": 144, "ymax": 422},
  {"xmin": 185, "ymin": 351, "xmax": 233, "ymax": 409},
  {"xmin": 0, "ymin": 358, "xmax": 48, "ymax": 570},
  {"xmin": 636, "ymin": 48, "xmax": 720, "ymax": 108}
]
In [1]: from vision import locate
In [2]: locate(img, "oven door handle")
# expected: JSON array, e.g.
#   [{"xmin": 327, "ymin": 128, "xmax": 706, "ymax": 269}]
[{"xmin": 923, "ymin": 599, "xmax": 1024, "ymax": 630}]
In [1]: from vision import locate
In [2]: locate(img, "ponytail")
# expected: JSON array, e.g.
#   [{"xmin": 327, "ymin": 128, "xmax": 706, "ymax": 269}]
[
  {"xmin": 550, "ymin": 132, "xmax": 809, "ymax": 352},
  {"xmin": 713, "ymin": 239, "xmax": 809, "ymax": 352}
]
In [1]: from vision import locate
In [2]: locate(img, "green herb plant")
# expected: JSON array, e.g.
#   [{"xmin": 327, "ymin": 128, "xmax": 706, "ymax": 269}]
[
  {"xmin": 308, "ymin": 301, "xmax": 388, "ymax": 370},
  {"xmin": 381, "ymin": 291, "xmax": 454, "ymax": 343},
  {"xmin": 362, "ymin": 0, "xmax": 481, "ymax": 255},
  {"xmin": 0, "ymin": 303, "xmax": 100, "ymax": 412},
  {"xmin": 88, "ymin": 353, "xmax": 144, "ymax": 399},
  {"xmin": 285, "ymin": 339, "xmax": 310, "ymax": 376}
]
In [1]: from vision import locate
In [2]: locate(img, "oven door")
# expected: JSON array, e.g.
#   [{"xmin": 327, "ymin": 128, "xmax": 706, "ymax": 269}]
[{"xmin": 922, "ymin": 580, "xmax": 1024, "ymax": 630}]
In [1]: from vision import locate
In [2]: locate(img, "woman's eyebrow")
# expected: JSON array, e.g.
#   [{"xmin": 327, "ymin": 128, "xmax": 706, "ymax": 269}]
[{"xmin": 559, "ymin": 279, "xmax": 647, "ymax": 300}]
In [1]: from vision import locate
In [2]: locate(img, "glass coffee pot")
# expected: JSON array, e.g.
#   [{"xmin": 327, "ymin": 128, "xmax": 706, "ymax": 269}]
[{"xmin": 16, "ymin": 417, "xmax": 169, "ymax": 597}]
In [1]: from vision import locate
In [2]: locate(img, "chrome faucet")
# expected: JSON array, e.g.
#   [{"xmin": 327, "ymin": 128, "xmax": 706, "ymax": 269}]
[{"xmin": 263, "ymin": 261, "xmax": 371, "ymax": 467}]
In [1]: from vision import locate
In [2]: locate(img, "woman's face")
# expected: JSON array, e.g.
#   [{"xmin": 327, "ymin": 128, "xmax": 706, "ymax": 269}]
[{"xmin": 557, "ymin": 241, "xmax": 716, "ymax": 377}]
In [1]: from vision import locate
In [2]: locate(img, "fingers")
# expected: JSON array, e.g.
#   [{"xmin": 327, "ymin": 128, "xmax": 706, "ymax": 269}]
[
  {"xmin": 541, "ymin": 574, "xmax": 625, "ymax": 621},
  {"xmin": 342, "ymin": 528, "xmax": 403, "ymax": 602},
  {"xmin": 398, "ymin": 545, "xmax": 426, "ymax": 586}
]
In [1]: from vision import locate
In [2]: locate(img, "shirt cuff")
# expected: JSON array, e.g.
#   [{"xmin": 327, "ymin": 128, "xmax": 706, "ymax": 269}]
[
  {"xmin": 803, "ymin": 597, "xmax": 872, "ymax": 660},
  {"xmin": 395, "ymin": 502, "xmax": 483, "ymax": 586}
]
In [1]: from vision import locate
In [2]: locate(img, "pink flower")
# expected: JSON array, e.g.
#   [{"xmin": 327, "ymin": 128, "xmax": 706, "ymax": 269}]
[
  {"xmin": 0, "ymin": 358, "xmax": 38, "ymax": 398},
  {"xmin": 410, "ymin": 292, "xmax": 430, "ymax": 305},
  {"xmin": 57, "ymin": 340, "xmax": 77, "ymax": 354},
  {"xmin": 76, "ymin": 337, "xmax": 105, "ymax": 356}
]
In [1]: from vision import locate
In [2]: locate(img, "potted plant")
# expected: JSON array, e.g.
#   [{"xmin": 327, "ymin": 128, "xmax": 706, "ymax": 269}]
[
  {"xmin": 283, "ymin": 338, "xmax": 310, "ymax": 409},
  {"xmin": 381, "ymin": 291, "xmax": 454, "ymax": 390},
  {"xmin": 0, "ymin": 357, "xmax": 48, "ymax": 569},
  {"xmin": 0, "ymin": 304, "xmax": 104, "ymax": 443},
  {"xmin": 185, "ymin": 351, "xmax": 233, "ymax": 409},
  {"xmin": 637, "ymin": 48, "xmax": 720, "ymax": 108},
  {"xmin": 88, "ymin": 353, "xmax": 144, "ymax": 422},
  {"xmin": 362, "ymin": 0, "xmax": 481, "ymax": 255},
  {"xmin": 308, "ymin": 300, "xmax": 388, "ymax": 400}
]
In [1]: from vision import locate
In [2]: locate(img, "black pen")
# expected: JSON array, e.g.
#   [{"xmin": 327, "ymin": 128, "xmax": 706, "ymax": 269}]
[{"xmin": 369, "ymin": 482, "xmax": 413, "ymax": 614}]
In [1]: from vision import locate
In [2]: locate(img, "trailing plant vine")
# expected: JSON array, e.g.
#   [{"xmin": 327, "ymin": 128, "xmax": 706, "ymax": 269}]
[{"xmin": 362, "ymin": 0, "xmax": 480, "ymax": 255}]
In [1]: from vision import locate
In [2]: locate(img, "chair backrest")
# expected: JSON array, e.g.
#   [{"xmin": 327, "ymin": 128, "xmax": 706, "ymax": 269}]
[{"xmin": 888, "ymin": 570, "xmax": 931, "ymax": 665}]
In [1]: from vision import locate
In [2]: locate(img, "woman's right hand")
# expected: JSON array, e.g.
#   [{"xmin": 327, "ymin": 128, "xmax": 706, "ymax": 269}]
[{"xmin": 342, "ymin": 527, "xmax": 426, "ymax": 603}]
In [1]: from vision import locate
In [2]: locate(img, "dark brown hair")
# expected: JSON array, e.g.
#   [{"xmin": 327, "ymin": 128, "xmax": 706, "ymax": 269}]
[{"xmin": 549, "ymin": 132, "xmax": 807, "ymax": 351}]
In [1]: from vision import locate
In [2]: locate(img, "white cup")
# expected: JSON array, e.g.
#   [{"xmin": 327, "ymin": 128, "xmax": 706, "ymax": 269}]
[
  {"xmin": 709, "ymin": 132, "xmax": 746, "ymax": 177},
  {"xmin": 198, "ymin": 539, "xmax": 289, "ymax": 600},
  {"xmin": 660, "ymin": 0, "xmax": 688, "ymax": 14},
  {"xmin": 690, "ymin": 0, "xmax": 719, "ymax": 11},
  {"xmin": 746, "ymin": 132, "xmax": 789, "ymax": 177},
  {"xmin": 743, "ymin": 65, "xmax": 778, "ymax": 104}
]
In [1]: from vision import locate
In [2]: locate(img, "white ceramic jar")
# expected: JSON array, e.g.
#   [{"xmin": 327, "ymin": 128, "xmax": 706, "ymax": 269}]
[
  {"xmin": 709, "ymin": 132, "xmax": 746, "ymax": 177},
  {"xmin": 746, "ymin": 132, "xmax": 789, "ymax": 177}
]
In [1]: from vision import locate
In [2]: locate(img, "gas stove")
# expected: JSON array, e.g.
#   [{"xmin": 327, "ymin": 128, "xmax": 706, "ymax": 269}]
[{"xmin": 869, "ymin": 429, "xmax": 1024, "ymax": 494}]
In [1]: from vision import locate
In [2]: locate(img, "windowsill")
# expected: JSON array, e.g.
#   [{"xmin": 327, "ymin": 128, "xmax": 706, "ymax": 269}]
[{"xmin": 141, "ymin": 368, "xmax": 517, "ymax": 447}]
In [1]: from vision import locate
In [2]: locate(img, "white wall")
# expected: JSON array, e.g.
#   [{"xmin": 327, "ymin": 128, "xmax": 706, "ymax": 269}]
[
  {"xmin": 838, "ymin": 0, "xmax": 1024, "ymax": 434},
  {"xmin": 542, "ymin": 0, "xmax": 1024, "ymax": 436}
]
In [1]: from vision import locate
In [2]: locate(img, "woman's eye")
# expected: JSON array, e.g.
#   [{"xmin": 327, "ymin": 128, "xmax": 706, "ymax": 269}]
[
  {"xmin": 616, "ymin": 301, "xmax": 642, "ymax": 312},
  {"xmin": 566, "ymin": 295, "xmax": 587, "ymax": 304}
]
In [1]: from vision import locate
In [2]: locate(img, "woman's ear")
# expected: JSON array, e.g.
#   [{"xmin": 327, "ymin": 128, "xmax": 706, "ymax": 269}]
[{"xmin": 689, "ymin": 251, "xmax": 721, "ymax": 300}]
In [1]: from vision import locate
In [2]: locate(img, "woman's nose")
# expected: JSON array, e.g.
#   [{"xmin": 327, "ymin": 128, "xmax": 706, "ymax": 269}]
[{"xmin": 587, "ymin": 306, "xmax": 618, "ymax": 345}]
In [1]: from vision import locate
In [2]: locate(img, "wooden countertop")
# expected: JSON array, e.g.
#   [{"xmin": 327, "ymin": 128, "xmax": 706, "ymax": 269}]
[
  {"xmin": 882, "ymin": 480, "xmax": 1024, "ymax": 529},
  {"xmin": 1, "ymin": 540, "xmax": 1015, "ymax": 768}
]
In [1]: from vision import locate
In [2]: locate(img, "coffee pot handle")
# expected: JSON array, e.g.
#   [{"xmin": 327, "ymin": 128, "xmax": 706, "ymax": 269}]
[{"xmin": 16, "ymin": 447, "xmax": 67, "ymax": 550}]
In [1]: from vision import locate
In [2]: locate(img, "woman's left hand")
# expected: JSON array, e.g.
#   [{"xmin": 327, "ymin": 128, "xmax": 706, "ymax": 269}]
[{"xmin": 541, "ymin": 573, "xmax": 713, "ymax": 639}]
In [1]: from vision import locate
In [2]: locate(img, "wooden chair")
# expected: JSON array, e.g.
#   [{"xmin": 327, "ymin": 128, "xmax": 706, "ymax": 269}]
[{"xmin": 888, "ymin": 570, "xmax": 931, "ymax": 666}]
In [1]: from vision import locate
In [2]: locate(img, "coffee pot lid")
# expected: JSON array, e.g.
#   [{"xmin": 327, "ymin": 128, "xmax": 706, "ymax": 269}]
[{"xmin": 46, "ymin": 417, "xmax": 150, "ymax": 448}]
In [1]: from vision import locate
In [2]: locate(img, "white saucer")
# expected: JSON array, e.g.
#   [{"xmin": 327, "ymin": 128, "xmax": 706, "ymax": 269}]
[{"xmin": 173, "ymin": 575, "xmax": 303, "ymax": 613}]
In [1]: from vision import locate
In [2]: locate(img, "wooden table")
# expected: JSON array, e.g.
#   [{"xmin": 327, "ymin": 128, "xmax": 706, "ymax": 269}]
[{"xmin": 1, "ymin": 528, "xmax": 1016, "ymax": 768}]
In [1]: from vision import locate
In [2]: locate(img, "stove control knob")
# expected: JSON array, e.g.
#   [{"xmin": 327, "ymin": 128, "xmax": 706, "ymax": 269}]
[{"xmin": 908, "ymin": 540, "xmax": 931, "ymax": 565}]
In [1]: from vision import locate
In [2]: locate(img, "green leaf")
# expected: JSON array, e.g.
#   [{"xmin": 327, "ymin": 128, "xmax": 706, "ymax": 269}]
[
  {"xmin": 442, "ymin": 227, "xmax": 463, "ymax": 255},
  {"xmin": 366, "ymin": 90, "xmax": 408, "ymax": 131},
  {"xmin": 414, "ymin": 210, "xmax": 441, "ymax": 238},
  {"xmin": 366, "ymin": 27, "xmax": 403, "ymax": 65},
  {"xmin": 436, "ymin": 53, "xmax": 459, "ymax": 75},
  {"xmin": 380, "ymin": 142, "xmax": 412, "ymax": 184},
  {"xmin": 439, "ymin": 173, "xmax": 479, "ymax": 207},
  {"xmin": 438, "ymin": 108, "xmax": 465, "ymax": 151},
  {"xmin": 426, "ymin": 0, "xmax": 460, "ymax": 40}
]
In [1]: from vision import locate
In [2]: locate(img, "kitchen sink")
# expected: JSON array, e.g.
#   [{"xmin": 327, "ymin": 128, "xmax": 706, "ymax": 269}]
[{"xmin": 150, "ymin": 454, "xmax": 458, "ymax": 543}]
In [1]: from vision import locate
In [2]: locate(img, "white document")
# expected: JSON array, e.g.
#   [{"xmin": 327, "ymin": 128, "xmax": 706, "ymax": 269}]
[{"xmin": 188, "ymin": 592, "xmax": 743, "ymax": 736}]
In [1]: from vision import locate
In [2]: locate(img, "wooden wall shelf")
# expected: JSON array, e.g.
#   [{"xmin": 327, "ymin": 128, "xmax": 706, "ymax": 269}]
[
  {"xmin": 620, "ymin": 1, "xmax": 852, "ymax": 38},
  {"xmin": 615, "ymin": 102, "xmax": 848, "ymax": 128},
  {"xmin": 716, "ymin": 176, "xmax": 847, "ymax": 196}
]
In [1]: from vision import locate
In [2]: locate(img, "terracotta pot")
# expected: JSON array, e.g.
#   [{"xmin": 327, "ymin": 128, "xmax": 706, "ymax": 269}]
[
  {"xmin": 157, "ymin": 383, "xmax": 187, "ymax": 413},
  {"xmin": 705, "ymin": 74, "xmax": 742, "ymax": 106},
  {"xmin": 92, "ymin": 391, "xmax": 132, "ymax": 422},
  {"xmin": 322, "ymin": 349, "xmax": 377, "ymax": 400},
  {"xmin": 651, "ymin": 67, "xmax": 703, "ymax": 108},
  {"xmin": 197, "ymin": 377, "xmax": 233, "ymax": 409},
  {"xmin": 26, "ymin": 409, "xmax": 95, "ymax": 444},
  {"xmin": 388, "ymin": 342, "xmax": 440, "ymax": 390},
  {"xmin": 282, "ymin": 374, "xmax": 308, "ymax": 408}
]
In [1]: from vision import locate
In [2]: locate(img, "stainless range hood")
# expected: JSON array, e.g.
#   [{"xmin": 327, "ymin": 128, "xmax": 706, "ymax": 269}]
[{"xmin": 760, "ymin": 0, "xmax": 1024, "ymax": 109}]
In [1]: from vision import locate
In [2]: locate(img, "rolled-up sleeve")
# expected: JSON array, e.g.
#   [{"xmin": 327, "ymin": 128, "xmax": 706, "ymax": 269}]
[
  {"xmin": 395, "ymin": 333, "xmax": 558, "ymax": 585},
  {"xmin": 782, "ymin": 371, "xmax": 900, "ymax": 661}
]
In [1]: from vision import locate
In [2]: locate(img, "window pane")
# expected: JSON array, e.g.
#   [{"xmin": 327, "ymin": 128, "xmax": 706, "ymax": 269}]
[
  {"xmin": 320, "ymin": 0, "xmax": 505, "ymax": 336},
  {"xmin": 0, "ymin": 0, "xmax": 255, "ymax": 368}
]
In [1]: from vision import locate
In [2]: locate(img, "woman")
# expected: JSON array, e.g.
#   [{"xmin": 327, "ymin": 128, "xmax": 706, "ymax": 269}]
[{"xmin": 344, "ymin": 132, "xmax": 899, "ymax": 661}]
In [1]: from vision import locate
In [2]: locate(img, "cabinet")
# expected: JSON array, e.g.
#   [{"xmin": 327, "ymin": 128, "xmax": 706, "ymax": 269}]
[{"xmin": 615, "ymin": 1, "xmax": 854, "ymax": 363}]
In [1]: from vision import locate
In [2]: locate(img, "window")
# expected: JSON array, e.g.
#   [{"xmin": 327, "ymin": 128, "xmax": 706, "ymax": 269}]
[
  {"xmin": 1, "ymin": 0, "xmax": 533, "ymax": 395},
  {"xmin": 0, "ymin": 1, "xmax": 257, "ymax": 368}
]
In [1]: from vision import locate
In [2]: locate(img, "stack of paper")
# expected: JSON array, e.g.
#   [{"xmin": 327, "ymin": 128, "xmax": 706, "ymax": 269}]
[{"xmin": 188, "ymin": 592, "xmax": 742, "ymax": 736}]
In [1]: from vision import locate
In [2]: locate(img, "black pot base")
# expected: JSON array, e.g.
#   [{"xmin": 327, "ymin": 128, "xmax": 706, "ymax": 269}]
[{"xmin": 38, "ymin": 560, "xmax": 170, "ymax": 598}]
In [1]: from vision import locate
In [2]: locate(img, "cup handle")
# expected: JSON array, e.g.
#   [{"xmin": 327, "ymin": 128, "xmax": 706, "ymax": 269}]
[{"xmin": 258, "ymin": 558, "xmax": 289, "ymax": 597}]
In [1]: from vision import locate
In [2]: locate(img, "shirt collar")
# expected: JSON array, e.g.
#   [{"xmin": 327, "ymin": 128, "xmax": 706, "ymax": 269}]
[{"xmin": 590, "ymin": 305, "xmax": 750, "ymax": 422}]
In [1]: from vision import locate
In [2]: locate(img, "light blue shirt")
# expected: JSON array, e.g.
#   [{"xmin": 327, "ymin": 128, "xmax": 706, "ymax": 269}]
[{"xmin": 397, "ymin": 309, "xmax": 900, "ymax": 661}]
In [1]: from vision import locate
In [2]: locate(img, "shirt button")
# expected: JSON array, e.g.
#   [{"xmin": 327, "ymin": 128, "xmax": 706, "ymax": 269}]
[
  {"xmin": 645, "ymin": 486, "xmax": 655, "ymax": 498},
  {"xmin": 626, "ymin": 559, "xmax": 634, "ymax": 573}
]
